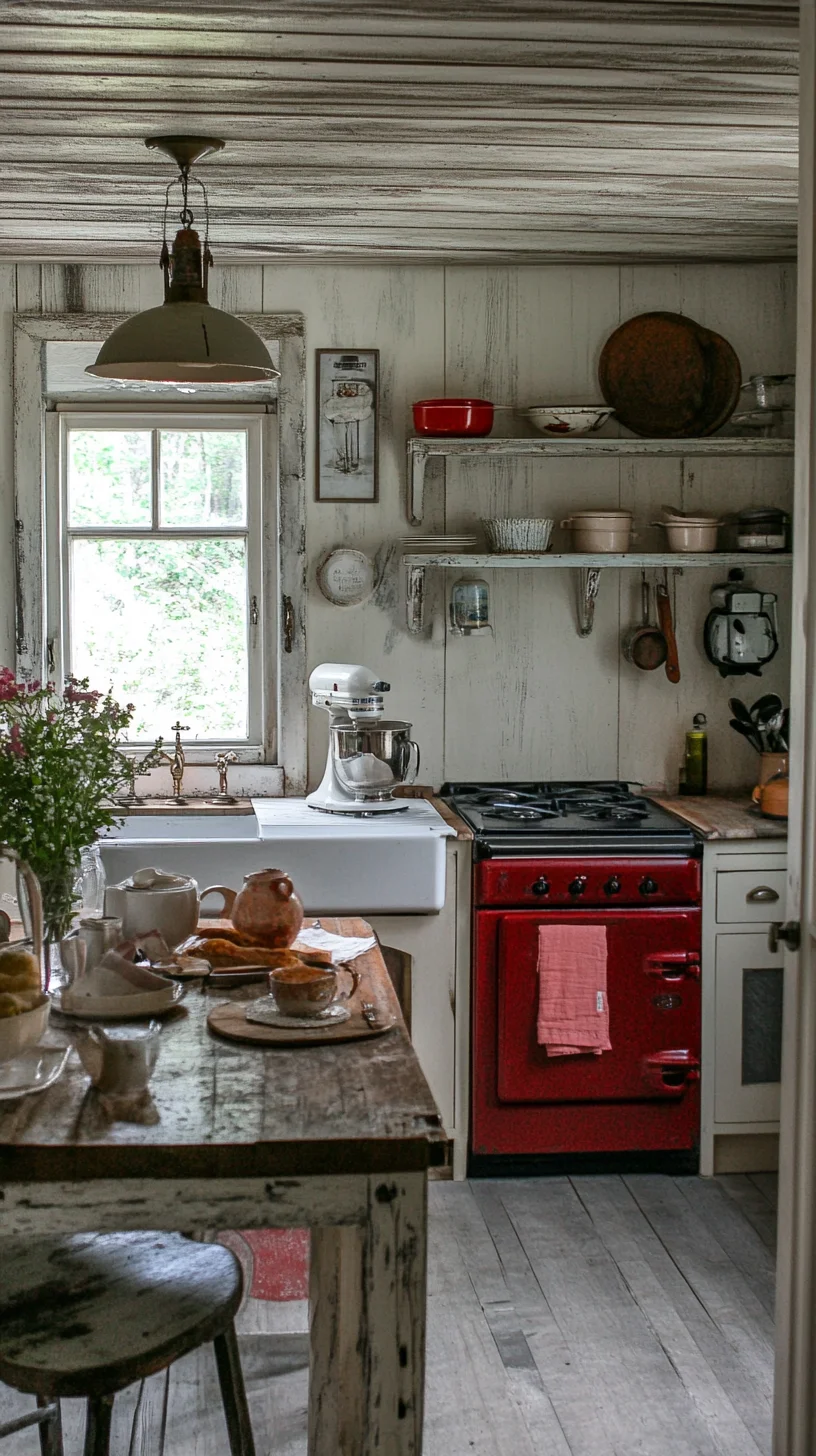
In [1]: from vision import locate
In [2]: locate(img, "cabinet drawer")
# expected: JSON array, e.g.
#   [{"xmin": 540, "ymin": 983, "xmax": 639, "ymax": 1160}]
[{"xmin": 716, "ymin": 870, "xmax": 786, "ymax": 924}]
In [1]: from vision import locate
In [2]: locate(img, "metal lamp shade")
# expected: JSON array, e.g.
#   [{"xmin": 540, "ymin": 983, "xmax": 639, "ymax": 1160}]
[{"xmin": 86, "ymin": 301, "xmax": 279, "ymax": 383}]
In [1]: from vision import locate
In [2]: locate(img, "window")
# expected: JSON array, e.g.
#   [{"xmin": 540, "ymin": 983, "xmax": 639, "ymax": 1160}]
[{"xmin": 53, "ymin": 412, "xmax": 265, "ymax": 752}]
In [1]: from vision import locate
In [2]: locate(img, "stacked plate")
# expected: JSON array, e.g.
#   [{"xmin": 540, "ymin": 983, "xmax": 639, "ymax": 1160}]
[
  {"xmin": 599, "ymin": 311, "xmax": 741, "ymax": 438},
  {"xmin": 401, "ymin": 535, "xmax": 480, "ymax": 553}
]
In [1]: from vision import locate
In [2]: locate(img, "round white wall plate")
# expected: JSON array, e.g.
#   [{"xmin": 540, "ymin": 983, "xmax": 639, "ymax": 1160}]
[{"xmin": 316, "ymin": 548, "xmax": 376, "ymax": 606}]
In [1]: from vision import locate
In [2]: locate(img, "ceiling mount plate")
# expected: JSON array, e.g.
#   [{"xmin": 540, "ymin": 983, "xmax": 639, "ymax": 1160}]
[{"xmin": 145, "ymin": 135, "xmax": 225, "ymax": 171}]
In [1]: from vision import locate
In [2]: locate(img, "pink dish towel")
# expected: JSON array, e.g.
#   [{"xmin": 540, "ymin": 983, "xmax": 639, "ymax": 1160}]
[{"xmin": 536, "ymin": 924, "xmax": 611, "ymax": 1058}]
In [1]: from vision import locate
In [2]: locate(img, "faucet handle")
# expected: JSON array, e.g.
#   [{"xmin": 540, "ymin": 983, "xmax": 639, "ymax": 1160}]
[
  {"xmin": 171, "ymin": 720, "xmax": 190, "ymax": 739},
  {"xmin": 210, "ymin": 751, "xmax": 239, "ymax": 806}
]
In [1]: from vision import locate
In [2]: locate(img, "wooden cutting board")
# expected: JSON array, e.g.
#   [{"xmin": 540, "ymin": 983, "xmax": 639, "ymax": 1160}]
[
  {"xmin": 207, "ymin": 996, "xmax": 396, "ymax": 1046},
  {"xmin": 648, "ymin": 793, "xmax": 786, "ymax": 840}
]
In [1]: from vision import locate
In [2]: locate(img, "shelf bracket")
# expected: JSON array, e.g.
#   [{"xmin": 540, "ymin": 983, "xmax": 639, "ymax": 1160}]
[
  {"xmin": 406, "ymin": 564, "xmax": 426, "ymax": 634},
  {"xmin": 575, "ymin": 566, "xmax": 602, "ymax": 637},
  {"xmin": 407, "ymin": 442, "xmax": 429, "ymax": 526}
]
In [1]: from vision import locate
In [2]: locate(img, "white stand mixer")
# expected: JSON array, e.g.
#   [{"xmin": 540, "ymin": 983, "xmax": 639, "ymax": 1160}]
[{"xmin": 305, "ymin": 663, "xmax": 420, "ymax": 814}]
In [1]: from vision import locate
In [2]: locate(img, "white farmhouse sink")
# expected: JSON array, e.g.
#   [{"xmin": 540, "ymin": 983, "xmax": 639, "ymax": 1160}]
[
  {"xmin": 99, "ymin": 798, "xmax": 454, "ymax": 913},
  {"xmin": 103, "ymin": 815, "xmax": 260, "ymax": 841}
]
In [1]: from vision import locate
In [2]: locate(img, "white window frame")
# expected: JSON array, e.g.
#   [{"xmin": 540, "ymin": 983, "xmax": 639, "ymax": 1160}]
[
  {"xmin": 13, "ymin": 313, "xmax": 308, "ymax": 791},
  {"xmin": 52, "ymin": 409, "xmax": 266, "ymax": 759}
]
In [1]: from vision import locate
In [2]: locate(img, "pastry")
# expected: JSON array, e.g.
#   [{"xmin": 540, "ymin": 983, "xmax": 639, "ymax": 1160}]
[
  {"xmin": 177, "ymin": 938, "xmax": 333, "ymax": 971},
  {"xmin": 0, "ymin": 948, "xmax": 42, "ymax": 1015}
]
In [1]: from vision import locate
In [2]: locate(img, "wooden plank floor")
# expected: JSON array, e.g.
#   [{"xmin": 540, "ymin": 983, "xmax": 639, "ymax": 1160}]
[{"xmin": 0, "ymin": 1174, "xmax": 777, "ymax": 1455}]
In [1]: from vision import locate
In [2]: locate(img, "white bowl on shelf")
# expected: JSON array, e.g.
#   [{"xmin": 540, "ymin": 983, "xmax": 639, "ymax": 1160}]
[
  {"xmin": 653, "ymin": 518, "xmax": 720, "ymax": 552},
  {"xmin": 526, "ymin": 406, "xmax": 614, "ymax": 438},
  {"xmin": 0, "ymin": 994, "xmax": 50, "ymax": 1064},
  {"xmin": 560, "ymin": 510, "xmax": 634, "ymax": 553},
  {"xmin": 482, "ymin": 517, "xmax": 554, "ymax": 553}
]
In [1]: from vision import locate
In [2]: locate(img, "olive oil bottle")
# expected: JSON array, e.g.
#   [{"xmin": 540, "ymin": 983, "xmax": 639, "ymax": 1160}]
[{"xmin": 680, "ymin": 713, "xmax": 708, "ymax": 796}]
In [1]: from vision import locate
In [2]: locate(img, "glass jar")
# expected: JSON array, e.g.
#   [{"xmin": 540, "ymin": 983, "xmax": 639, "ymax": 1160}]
[
  {"xmin": 73, "ymin": 844, "xmax": 107, "ymax": 918},
  {"xmin": 449, "ymin": 577, "xmax": 492, "ymax": 636}
]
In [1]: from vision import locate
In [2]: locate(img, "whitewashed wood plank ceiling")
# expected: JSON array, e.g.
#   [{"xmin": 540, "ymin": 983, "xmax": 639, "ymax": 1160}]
[{"xmin": 0, "ymin": 0, "xmax": 799, "ymax": 262}]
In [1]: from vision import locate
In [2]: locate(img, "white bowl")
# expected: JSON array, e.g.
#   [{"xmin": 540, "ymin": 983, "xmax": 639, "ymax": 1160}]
[
  {"xmin": 0, "ymin": 994, "xmax": 50, "ymax": 1064},
  {"xmin": 656, "ymin": 521, "xmax": 719, "ymax": 552},
  {"xmin": 482, "ymin": 517, "xmax": 554, "ymax": 553},
  {"xmin": 526, "ymin": 406, "xmax": 614, "ymax": 438},
  {"xmin": 560, "ymin": 510, "xmax": 634, "ymax": 553}
]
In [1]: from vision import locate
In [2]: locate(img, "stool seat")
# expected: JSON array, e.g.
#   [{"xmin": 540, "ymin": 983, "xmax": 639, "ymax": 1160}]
[{"xmin": 0, "ymin": 1232, "xmax": 243, "ymax": 1399}]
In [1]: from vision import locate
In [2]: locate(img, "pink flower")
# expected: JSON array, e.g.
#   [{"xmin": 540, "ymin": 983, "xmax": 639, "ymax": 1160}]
[
  {"xmin": 0, "ymin": 666, "xmax": 22, "ymax": 702},
  {"xmin": 64, "ymin": 684, "xmax": 101, "ymax": 705},
  {"xmin": 7, "ymin": 724, "xmax": 25, "ymax": 758}
]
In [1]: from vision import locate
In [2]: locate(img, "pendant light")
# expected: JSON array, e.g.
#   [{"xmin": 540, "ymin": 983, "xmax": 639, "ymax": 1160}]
[{"xmin": 86, "ymin": 136, "xmax": 279, "ymax": 384}]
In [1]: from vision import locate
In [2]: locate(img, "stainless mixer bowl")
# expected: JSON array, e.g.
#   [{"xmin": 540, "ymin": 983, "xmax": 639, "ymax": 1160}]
[{"xmin": 331, "ymin": 720, "xmax": 420, "ymax": 801}]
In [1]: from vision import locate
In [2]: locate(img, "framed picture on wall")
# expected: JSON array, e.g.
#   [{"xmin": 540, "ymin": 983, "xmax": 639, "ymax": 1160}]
[{"xmin": 315, "ymin": 349, "xmax": 379, "ymax": 501}]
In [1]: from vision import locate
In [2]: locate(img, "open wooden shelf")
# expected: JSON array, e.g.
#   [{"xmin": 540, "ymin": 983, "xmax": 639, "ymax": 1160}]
[
  {"xmin": 406, "ymin": 434, "xmax": 794, "ymax": 525},
  {"xmin": 403, "ymin": 551, "xmax": 792, "ymax": 637},
  {"xmin": 402, "ymin": 551, "xmax": 791, "ymax": 569}
]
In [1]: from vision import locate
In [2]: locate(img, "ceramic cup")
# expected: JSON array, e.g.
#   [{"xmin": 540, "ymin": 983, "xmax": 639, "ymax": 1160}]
[
  {"xmin": 268, "ymin": 963, "xmax": 361, "ymax": 1018},
  {"xmin": 75, "ymin": 1021, "xmax": 161, "ymax": 1097},
  {"xmin": 77, "ymin": 915, "xmax": 123, "ymax": 971}
]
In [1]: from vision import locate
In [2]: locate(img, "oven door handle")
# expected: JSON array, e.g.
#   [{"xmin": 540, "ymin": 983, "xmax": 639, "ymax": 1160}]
[
  {"xmin": 642, "ymin": 1050, "xmax": 701, "ymax": 1095},
  {"xmin": 644, "ymin": 951, "xmax": 701, "ymax": 981}
]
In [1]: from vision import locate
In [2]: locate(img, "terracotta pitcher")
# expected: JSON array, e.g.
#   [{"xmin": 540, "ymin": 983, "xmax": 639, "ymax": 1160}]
[{"xmin": 201, "ymin": 869, "xmax": 303, "ymax": 948}]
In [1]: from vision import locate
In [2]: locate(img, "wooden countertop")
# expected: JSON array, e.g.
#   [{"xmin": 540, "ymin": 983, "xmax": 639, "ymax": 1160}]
[
  {"xmin": 648, "ymin": 792, "xmax": 787, "ymax": 841},
  {"xmin": 393, "ymin": 785, "xmax": 474, "ymax": 840},
  {"xmin": 0, "ymin": 918, "xmax": 447, "ymax": 1182}
]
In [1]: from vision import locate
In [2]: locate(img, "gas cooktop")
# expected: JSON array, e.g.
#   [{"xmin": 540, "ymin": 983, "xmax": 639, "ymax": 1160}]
[{"xmin": 440, "ymin": 781, "xmax": 699, "ymax": 857}]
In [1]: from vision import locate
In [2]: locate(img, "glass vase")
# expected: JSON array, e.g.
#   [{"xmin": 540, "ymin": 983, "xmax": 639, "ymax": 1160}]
[{"xmin": 38, "ymin": 862, "xmax": 79, "ymax": 988}]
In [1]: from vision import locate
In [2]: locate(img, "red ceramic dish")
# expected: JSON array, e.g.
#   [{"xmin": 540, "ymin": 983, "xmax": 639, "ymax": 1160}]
[{"xmin": 412, "ymin": 398, "xmax": 494, "ymax": 436}]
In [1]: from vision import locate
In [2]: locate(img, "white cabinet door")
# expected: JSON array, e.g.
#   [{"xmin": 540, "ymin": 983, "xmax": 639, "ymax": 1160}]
[{"xmin": 715, "ymin": 931, "xmax": 784, "ymax": 1124}]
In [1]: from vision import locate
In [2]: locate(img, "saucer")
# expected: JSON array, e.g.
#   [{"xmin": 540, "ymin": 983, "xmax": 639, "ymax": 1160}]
[
  {"xmin": 53, "ymin": 981, "xmax": 185, "ymax": 1020},
  {"xmin": 0, "ymin": 1045, "xmax": 71, "ymax": 1100},
  {"xmin": 244, "ymin": 995, "xmax": 351, "ymax": 1030}
]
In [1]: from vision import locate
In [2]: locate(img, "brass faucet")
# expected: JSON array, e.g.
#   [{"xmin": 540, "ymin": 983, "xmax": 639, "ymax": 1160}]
[
  {"xmin": 159, "ymin": 721, "xmax": 190, "ymax": 804},
  {"xmin": 208, "ymin": 751, "xmax": 238, "ymax": 806}
]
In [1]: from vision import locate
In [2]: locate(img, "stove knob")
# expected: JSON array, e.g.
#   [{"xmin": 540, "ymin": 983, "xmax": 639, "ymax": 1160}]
[
  {"xmin": 568, "ymin": 875, "xmax": 587, "ymax": 897},
  {"xmin": 640, "ymin": 876, "xmax": 659, "ymax": 896},
  {"xmin": 531, "ymin": 877, "xmax": 550, "ymax": 897},
  {"xmin": 604, "ymin": 875, "xmax": 622, "ymax": 896}
]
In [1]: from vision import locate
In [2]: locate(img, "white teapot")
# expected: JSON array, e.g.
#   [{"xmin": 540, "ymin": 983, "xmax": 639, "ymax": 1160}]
[{"xmin": 105, "ymin": 867, "xmax": 199, "ymax": 949}]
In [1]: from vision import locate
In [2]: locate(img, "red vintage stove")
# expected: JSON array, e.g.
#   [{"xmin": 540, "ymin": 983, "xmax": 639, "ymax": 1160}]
[{"xmin": 441, "ymin": 782, "xmax": 703, "ymax": 1173}]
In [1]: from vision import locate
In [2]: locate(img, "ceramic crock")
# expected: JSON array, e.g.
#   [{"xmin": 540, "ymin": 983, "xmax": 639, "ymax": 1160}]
[{"xmin": 201, "ymin": 869, "xmax": 304, "ymax": 948}]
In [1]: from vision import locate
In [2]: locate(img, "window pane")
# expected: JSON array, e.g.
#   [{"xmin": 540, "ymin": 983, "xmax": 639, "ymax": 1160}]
[
  {"xmin": 160, "ymin": 430, "xmax": 248, "ymax": 526},
  {"xmin": 69, "ymin": 538, "xmax": 249, "ymax": 740},
  {"xmin": 67, "ymin": 429, "xmax": 152, "ymax": 526}
]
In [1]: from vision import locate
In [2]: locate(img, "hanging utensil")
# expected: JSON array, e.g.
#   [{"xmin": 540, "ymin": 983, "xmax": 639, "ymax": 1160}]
[
  {"xmin": 749, "ymin": 693, "xmax": 783, "ymax": 726},
  {"xmin": 730, "ymin": 718, "xmax": 764, "ymax": 752},
  {"xmin": 729, "ymin": 697, "xmax": 753, "ymax": 725},
  {"xmin": 655, "ymin": 573, "xmax": 680, "ymax": 683},
  {"xmin": 622, "ymin": 573, "xmax": 668, "ymax": 671}
]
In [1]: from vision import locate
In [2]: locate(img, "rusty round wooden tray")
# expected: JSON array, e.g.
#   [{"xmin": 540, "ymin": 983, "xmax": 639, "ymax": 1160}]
[
  {"xmin": 598, "ymin": 311, "xmax": 741, "ymax": 438},
  {"xmin": 207, "ymin": 997, "xmax": 396, "ymax": 1046}
]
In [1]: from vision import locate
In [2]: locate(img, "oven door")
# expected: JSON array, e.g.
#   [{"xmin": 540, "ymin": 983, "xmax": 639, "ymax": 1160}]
[{"xmin": 495, "ymin": 908, "xmax": 701, "ymax": 1104}]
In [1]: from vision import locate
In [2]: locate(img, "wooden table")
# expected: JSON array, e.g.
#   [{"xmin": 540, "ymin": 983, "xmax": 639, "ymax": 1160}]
[{"xmin": 0, "ymin": 919, "xmax": 446, "ymax": 1455}]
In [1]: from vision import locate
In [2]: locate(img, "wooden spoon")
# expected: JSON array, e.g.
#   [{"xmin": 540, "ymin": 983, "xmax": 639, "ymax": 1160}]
[{"xmin": 655, "ymin": 581, "xmax": 681, "ymax": 683}]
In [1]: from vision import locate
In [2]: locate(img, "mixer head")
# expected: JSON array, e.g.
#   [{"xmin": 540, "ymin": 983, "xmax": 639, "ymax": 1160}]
[{"xmin": 308, "ymin": 663, "xmax": 391, "ymax": 721}]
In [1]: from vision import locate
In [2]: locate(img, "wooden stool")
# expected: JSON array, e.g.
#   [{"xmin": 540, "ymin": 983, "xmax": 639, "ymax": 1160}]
[{"xmin": 0, "ymin": 1231, "xmax": 256, "ymax": 1456}]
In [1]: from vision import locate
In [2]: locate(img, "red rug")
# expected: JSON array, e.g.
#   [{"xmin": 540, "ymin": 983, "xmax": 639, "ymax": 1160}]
[{"xmin": 218, "ymin": 1228, "xmax": 310, "ymax": 1301}]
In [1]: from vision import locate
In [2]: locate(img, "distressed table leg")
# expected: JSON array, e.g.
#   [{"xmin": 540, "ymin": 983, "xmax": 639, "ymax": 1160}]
[{"xmin": 308, "ymin": 1171, "xmax": 427, "ymax": 1455}]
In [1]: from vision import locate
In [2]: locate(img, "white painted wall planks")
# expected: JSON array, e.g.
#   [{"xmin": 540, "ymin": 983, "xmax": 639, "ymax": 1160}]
[{"xmin": 0, "ymin": 258, "xmax": 796, "ymax": 792}]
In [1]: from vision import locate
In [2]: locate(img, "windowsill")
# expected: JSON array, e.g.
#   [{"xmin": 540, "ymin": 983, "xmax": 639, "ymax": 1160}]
[
  {"xmin": 130, "ymin": 763, "xmax": 285, "ymax": 800},
  {"xmin": 111, "ymin": 799, "xmax": 256, "ymax": 816}
]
